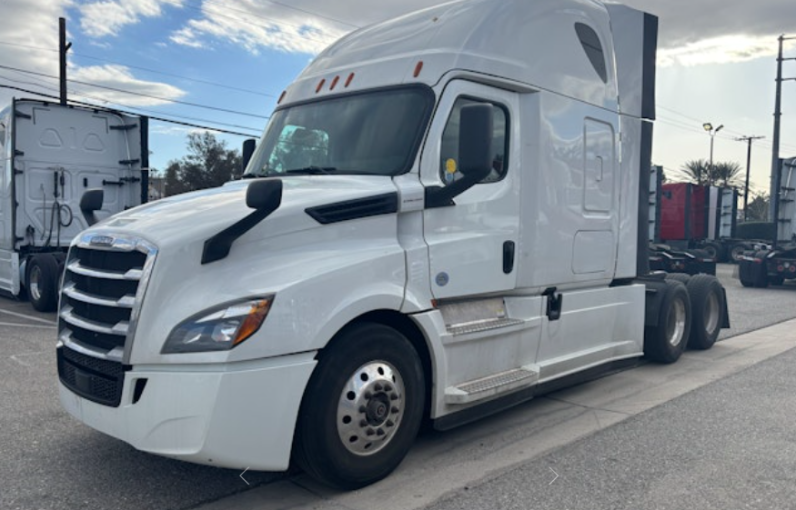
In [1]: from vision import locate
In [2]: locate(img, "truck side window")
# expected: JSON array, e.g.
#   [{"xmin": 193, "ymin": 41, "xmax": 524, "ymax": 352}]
[
  {"xmin": 575, "ymin": 22, "xmax": 607, "ymax": 83},
  {"xmin": 439, "ymin": 98, "xmax": 508, "ymax": 185}
]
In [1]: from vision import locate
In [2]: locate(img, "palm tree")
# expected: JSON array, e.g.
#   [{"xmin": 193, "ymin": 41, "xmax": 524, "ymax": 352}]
[
  {"xmin": 680, "ymin": 159, "xmax": 743, "ymax": 188},
  {"xmin": 680, "ymin": 159, "xmax": 712, "ymax": 185},
  {"xmin": 711, "ymin": 161, "xmax": 743, "ymax": 188}
]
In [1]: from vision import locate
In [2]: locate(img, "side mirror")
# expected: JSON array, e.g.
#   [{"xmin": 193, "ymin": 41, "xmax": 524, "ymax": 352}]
[
  {"xmin": 425, "ymin": 103, "xmax": 494, "ymax": 208},
  {"xmin": 458, "ymin": 104, "xmax": 494, "ymax": 180},
  {"xmin": 242, "ymin": 138, "xmax": 256, "ymax": 174},
  {"xmin": 246, "ymin": 178, "xmax": 283, "ymax": 211},
  {"xmin": 79, "ymin": 189, "xmax": 104, "ymax": 226}
]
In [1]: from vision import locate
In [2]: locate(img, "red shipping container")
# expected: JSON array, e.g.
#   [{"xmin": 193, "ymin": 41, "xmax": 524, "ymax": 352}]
[{"xmin": 660, "ymin": 183, "xmax": 708, "ymax": 241}]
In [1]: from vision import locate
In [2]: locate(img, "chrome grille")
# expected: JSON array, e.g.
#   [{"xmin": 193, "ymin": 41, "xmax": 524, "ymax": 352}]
[{"xmin": 58, "ymin": 233, "xmax": 157, "ymax": 406}]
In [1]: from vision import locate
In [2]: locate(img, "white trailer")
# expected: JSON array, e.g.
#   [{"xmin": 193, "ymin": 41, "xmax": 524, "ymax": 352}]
[
  {"xmin": 56, "ymin": 0, "xmax": 729, "ymax": 489},
  {"xmin": 0, "ymin": 99, "xmax": 148, "ymax": 311}
]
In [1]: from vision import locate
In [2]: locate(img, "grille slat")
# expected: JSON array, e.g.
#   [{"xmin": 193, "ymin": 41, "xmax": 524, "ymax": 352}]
[
  {"xmin": 58, "ymin": 235, "xmax": 156, "ymax": 407},
  {"xmin": 68, "ymin": 260, "xmax": 143, "ymax": 281},
  {"xmin": 57, "ymin": 346, "xmax": 126, "ymax": 407}
]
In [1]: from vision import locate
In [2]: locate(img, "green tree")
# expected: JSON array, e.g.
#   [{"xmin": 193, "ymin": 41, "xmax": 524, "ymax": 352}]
[
  {"xmin": 681, "ymin": 159, "xmax": 712, "ymax": 185},
  {"xmin": 165, "ymin": 132, "xmax": 242, "ymax": 196},
  {"xmin": 680, "ymin": 159, "xmax": 743, "ymax": 188},
  {"xmin": 745, "ymin": 192, "xmax": 769, "ymax": 222},
  {"xmin": 711, "ymin": 161, "xmax": 743, "ymax": 188}
]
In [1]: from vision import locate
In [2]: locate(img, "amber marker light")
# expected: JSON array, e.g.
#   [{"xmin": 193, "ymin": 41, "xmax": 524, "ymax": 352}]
[
  {"xmin": 278, "ymin": 90, "xmax": 286, "ymax": 104},
  {"xmin": 233, "ymin": 299, "xmax": 273, "ymax": 347},
  {"xmin": 316, "ymin": 79, "xmax": 326, "ymax": 93},
  {"xmin": 413, "ymin": 61, "xmax": 424, "ymax": 78},
  {"xmin": 345, "ymin": 73, "xmax": 355, "ymax": 87},
  {"xmin": 330, "ymin": 76, "xmax": 340, "ymax": 90}
]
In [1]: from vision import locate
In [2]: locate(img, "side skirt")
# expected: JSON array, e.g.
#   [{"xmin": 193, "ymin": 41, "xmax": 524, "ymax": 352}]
[{"xmin": 432, "ymin": 357, "xmax": 640, "ymax": 431}]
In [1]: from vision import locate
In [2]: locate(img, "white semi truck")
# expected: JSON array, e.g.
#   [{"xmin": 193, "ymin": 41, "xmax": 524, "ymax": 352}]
[
  {"xmin": 0, "ymin": 99, "xmax": 148, "ymax": 311},
  {"xmin": 56, "ymin": 0, "xmax": 729, "ymax": 489}
]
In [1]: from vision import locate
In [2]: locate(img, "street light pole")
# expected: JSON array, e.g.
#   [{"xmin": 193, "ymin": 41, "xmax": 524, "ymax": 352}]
[
  {"xmin": 703, "ymin": 122, "xmax": 724, "ymax": 184},
  {"xmin": 736, "ymin": 135, "xmax": 765, "ymax": 221}
]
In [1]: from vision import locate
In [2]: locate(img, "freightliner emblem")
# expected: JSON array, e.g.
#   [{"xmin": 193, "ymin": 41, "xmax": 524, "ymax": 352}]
[{"xmin": 90, "ymin": 235, "xmax": 114, "ymax": 246}]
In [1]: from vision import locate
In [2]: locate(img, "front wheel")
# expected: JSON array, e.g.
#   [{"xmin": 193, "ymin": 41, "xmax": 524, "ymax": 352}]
[
  {"xmin": 26, "ymin": 254, "xmax": 60, "ymax": 312},
  {"xmin": 293, "ymin": 323, "xmax": 425, "ymax": 489}
]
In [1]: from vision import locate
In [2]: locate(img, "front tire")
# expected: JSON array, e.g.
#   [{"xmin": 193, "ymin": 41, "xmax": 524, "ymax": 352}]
[
  {"xmin": 293, "ymin": 322, "xmax": 425, "ymax": 489},
  {"xmin": 26, "ymin": 254, "xmax": 59, "ymax": 312}
]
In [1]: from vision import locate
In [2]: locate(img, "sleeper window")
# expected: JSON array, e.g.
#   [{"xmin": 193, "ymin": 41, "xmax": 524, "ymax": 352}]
[{"xmin": 439, "ymin": 98, "xmax": 508, "ymax": 185}]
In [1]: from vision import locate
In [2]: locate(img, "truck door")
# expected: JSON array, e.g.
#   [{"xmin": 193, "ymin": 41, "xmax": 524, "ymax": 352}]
[{"xmin": 420, "ymin": 81, "xmax": 519, "ymax": 299}]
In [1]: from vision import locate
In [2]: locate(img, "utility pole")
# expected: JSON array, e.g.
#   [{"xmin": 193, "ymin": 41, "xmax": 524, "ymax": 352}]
[
  {"xmin": 58, "ymin": 17, "xmax": 72, "ymax": 105},
  {"xmin": 769, "ymin": 34, "xmax": 796, "ymax": 220},
  {"xmin": 736, "ymin": 135, "xmax": 764, "ymax": 221}
]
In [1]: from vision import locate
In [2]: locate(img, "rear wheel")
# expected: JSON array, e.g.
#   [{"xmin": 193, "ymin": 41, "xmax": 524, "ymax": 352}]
[
  {"xmin": 686, "ymin": 275, "xmax": 724, "ymax": 350},
  {"xmin": 701, "ymin": 243, "xmax": 720, "ymax": 261},
  {"xmin": 293, "ymin": 322, "xmax": 425, "ymax": 489},
  {"xmin": 644, "ymin": 280, "xmax": 691, "ymax": 364},
  {"xmin": 26, "ymin": 254, "xmax": 59, "ymax": 312},
  {"xmin": 665, "ymin": 272, "xmax": 691, "ymax": 285},
  {"xmin": 729, "ymin": 244, "xmax": 748, "ymax": 263}
]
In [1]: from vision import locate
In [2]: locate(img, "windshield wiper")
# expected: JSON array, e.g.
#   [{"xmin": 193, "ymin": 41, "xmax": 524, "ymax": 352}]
[
  {"xmin": 285, "ymin": 166, "xmax": 337, "ymax": 175},
  {"xmin": 240, "ymin": 173, "xmax": 263, "ymax": 179}
]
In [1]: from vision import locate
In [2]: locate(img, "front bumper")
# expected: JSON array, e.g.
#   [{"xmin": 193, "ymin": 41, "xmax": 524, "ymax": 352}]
[{"xmin": 58, "ymin": 349, "xmax": 317, "ymax": 471}]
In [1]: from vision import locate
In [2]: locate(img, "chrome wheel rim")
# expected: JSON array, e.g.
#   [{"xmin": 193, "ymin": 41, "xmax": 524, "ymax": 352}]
[
  {"xmin": 704, "ymin": 292, "xmax": 720, "ymax": 334},
  {"xmin": 336, "ymin": 361, "xmax": 405, "ymax": 457},
  {"xmin": 29, "ymin": 266, "xmax": 42, "ymax": 302},
  {"xmin": 667, "ymin": 297, "xmax": 687, "ymax": 347},
  {"xmin": 730, "ymin": 247, "xmax": 744, "ymax": 262}
]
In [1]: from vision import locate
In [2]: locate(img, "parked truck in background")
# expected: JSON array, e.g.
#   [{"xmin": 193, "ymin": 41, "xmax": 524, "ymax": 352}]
[
  {"xmin": 739, "ymin": 157, "xmax": 796, "ymax": 287},
  {"xmin": 648, "ymin": 165, "xmax": 767, "ymax": 263},
  {"xmin": 0, "ymin": 99, "xmax": 148, "ymax": 311},
  {"xmin": 56, "ymin": 0, "xmax": 729, "ymax": 489}
]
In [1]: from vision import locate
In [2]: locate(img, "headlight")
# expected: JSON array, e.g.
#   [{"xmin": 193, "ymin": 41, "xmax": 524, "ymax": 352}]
[{"xmin": 162, "ymin": 297, "xmax": 274, "ymax": 354}]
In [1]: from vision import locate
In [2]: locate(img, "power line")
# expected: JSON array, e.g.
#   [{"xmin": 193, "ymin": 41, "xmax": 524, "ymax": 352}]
[
  {"xmin": 0, "ymin": 40, "xmax": 276, "ymax": 98},
  {"xmin": 0, "ymin": 74, "xmax": 262, "ymax": 133},
  {"xmin": 183, "ymin": 2, "xmax": 339, "ymax": 47},
  {"xmin": 0, "ymin": 63, "xmax": 270, "ymax": 120},
  {"xmin": 255, "ymin": 0, "xmax": 361, "ymax": 28},
  {"xmin": 0, "ymin": 84, "xmax": 260, "ymax": 137}
]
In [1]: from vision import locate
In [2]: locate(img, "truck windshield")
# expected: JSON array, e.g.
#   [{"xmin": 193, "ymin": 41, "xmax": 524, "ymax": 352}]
[{"xmin": 244, "ymin": 86, "xmax": 434, "ymax": 178}]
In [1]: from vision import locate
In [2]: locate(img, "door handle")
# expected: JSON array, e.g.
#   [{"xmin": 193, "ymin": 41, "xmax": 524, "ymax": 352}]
[{"xmin": 503, "ymin": 241, "xmax": 515, "ymax": 274}]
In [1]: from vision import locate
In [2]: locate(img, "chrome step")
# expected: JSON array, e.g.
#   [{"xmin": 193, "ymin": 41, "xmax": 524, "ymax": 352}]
[
  {"xmin": 446, "ymin": 317, "xmax": 524, "ymax": 336},
  {"xmin": 444, "ymin": 366, "xmax": 539, "ymax": 405}
]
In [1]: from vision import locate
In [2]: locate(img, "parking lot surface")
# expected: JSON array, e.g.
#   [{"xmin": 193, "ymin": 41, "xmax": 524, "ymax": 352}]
[{"xmin": 1, "ymin": 265, "xmax": 795, "ymax": 510}]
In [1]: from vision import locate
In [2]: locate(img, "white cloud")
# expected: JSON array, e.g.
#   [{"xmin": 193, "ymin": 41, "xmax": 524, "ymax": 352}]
[
  {"xmin": 169, "ymin": 0, "xmax": 352, "ymax": 54},
  {"xmin": 69, "ymin": 65, "xmax": 186, "ymax": 106},
  {"xmin": 168, "ymin": 0, "xmax": 796, "ymax": 66},
  {"xmin": 658, "ymin": 35, "xmax": 788, "ymax": 67},
  {"xmin": 0, "ymin": 0, "xmax": 71, "ymax": 106},
  {"xmin": 79, "ymin": 0, "xmax": 184, "ymax": 38}
]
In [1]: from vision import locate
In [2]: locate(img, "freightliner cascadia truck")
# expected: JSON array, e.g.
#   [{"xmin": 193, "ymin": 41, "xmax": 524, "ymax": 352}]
[
  {"xmin": 0, "ymin": 99, "xmax": 148, "ymax": 311},
  {"xmin": 56, "ymin": 0, "xmax": 729, "ymax": 489}
]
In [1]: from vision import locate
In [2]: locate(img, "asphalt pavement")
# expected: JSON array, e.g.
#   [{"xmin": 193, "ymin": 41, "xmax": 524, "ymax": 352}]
[
  {"xmin": 1, "ymin": 264, "xmax": 796, "ymax": 510},
  {"xmin": 427, "ymin": 339, "xmax": 796, "ymax": 510}
]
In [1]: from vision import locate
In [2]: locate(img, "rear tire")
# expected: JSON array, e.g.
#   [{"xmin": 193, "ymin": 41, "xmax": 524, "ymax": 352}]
[
  {"xmin": 293, "ymin": 322, "xmax": 425, "ymax": 489},
  {"xmin": 729, "ymin": 243, "xmax": 748, "ymax": 263},
  {"xmin": 644, "ymin": 280, "xmax": 691, "ymax": 364},
  {"xmin": 26, "ymin": 254, "xmax": 59, "ymax": 312},
  {"xmin": 665, "ymin": 272, "xmax": 691, "ymax": 285},
  {"xmin": 686, "ymin": 275, "xmax": 724, "ymax": 350},
  {"xmin": 702, "ymin": 243, "xmax": 720, "ymax": 261}
]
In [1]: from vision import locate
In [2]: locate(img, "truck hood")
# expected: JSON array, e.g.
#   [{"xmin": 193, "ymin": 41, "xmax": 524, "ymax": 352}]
[{"xmin": 91, "ymin": 175, "xmax": 399, "ymax": 248}]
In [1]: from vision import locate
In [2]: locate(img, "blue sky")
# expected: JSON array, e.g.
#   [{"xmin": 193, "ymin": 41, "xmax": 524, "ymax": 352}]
[{"xmin": 1, "ymin": 0, "xmax": 795, "ymax": 194}]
